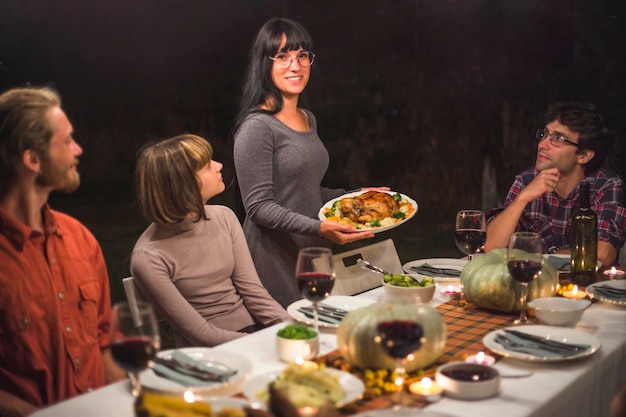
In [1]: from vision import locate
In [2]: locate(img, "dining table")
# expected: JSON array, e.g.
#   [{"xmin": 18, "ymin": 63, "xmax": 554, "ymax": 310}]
[{"xmin": 31, "ymin": 273, "xmax": 626, "ymax": 417}]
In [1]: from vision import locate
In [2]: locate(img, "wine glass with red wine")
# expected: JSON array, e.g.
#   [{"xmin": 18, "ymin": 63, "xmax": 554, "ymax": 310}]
[
  {"xmin": 296, "ymin": 247, "xmax": 335, "ymax": 333},
  {"xmin": 109, "ymin": 301, "xmax": 160, "ymax": 397},
  {"xmin": 507, "ymin": 232, "xmax": 544, "ymax": 325},
  {"xmin": 455, "ymin": 210, "xmax": 487, "ymax": 260},
  {"xmin": 376, "ymin": 294, "xmax": 424, "ymax": 409}
]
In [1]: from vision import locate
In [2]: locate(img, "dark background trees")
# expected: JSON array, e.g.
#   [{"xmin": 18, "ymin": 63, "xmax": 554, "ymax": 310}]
[{"xmin": 1, "ymin": 0, "xmax": 624, "ymax": 301}]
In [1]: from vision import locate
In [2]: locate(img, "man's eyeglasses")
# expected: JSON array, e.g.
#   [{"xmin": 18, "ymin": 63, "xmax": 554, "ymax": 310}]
[
  {"xmin": 535, "ymin": 129, "xmax": 580, "ymax": 148},
  {"xmin": 269, "ymin": 51, "xmax": 315, "ymax": 69}
]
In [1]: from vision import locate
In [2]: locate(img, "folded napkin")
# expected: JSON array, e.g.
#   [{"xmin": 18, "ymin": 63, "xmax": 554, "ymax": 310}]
[
  {"xmin": 152, "ymin": 350, "xmax": 237, "ymax": 387},
  {"xmin": 590, "ymin": 285, "xmax": 626, "ymax": 301},
  {"xmin": 547, "ymin": 256, "xmax": 571, "ymax": 271},
  {"xmin": 494, "ymin": 334, "xmax": 571, "ymax": 359},
  {"xmin": 410, "ymin": 263, "xmax": 461, "ymax": 277},
  {"xmin": 503, "ymin": 329, "xmax": 590, "ymax": 351}
]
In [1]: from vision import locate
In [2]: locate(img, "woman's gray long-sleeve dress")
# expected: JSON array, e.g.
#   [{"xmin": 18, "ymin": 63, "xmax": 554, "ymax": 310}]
[
  {"xmin": 233, "ymin": 109, "xmax": 346, "ymax": 307},
  {"xmin": 131, "ymin": 205, "xmax": 290, "ymax": 347}
]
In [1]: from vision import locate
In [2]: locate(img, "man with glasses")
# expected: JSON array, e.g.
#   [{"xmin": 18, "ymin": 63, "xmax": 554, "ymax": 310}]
[{"xmin": 484, "ymin": 102, "xmax": 626, "ymax": 266}]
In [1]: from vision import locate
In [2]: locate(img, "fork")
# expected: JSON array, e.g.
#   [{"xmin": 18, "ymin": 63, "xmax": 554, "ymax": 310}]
[
  {"xmin": 318, "ymin": 302, "xmax": 350, "ymax": 315},
  {"xmin": 299, "ymin": 305, "xmax": 346, "ymax": 318}
]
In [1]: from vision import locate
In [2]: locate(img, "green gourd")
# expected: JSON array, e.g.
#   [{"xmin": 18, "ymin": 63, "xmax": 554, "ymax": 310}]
[
  {"xmin": 336, "ymin": 303, "xmax": 446, "ymax": 372},
  {"xmin": 460, "ymin": 248, "xmax": 558, "ymax": 313}
]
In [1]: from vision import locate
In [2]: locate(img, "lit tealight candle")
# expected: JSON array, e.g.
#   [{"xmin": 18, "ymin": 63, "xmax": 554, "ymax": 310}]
[
  {"xmin": 603, "ymin": 266, "xmax": 625, "ymax": 280},
  {"xmin": 563, "ymin": 285, "xmax": 587, "ymax": 299},
  {"xmin": 465, "ymin": 351, "xmax": 496, "ymax": 365},
  {"xmin": 441, "ymin": 284, "xmax": 461, "ymax": 300},
  {"xmin": 409, "ymin": 377, "xmax": 443, "ymax": 402},
  {"xmin": 183, "ymin": 390, "xmax": 196, "ymax": 403},
  {"xmin": 295, "ymin": 356, "xmax": 319, "ymax": 370}
]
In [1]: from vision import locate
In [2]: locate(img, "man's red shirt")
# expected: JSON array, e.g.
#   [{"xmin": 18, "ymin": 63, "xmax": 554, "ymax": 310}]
[{"xmin": 0, "ymin": 204, "xmax": 111, "ymax": 406}]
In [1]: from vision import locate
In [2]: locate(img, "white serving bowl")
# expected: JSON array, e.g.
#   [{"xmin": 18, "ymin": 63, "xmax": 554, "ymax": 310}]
[
  {"xmin": 528, "ymin": 297, "xmax": 591, "ymax": 327},
  {"xmin": 435, "ymin": 362, "xmax": 500, "ymax": 400},
  {"xmin": 382, "ymin": 276, "xmax": 436, "ymax": 303},
  {"xmin": 275, "ymin": 332, "xmax": 319, "ymax": 362}
]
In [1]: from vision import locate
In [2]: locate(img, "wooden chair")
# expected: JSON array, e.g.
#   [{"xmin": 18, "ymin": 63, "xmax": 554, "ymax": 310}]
[{"xmin": 331, "ymin": 239, "xmax": 403, "ymax": 296}]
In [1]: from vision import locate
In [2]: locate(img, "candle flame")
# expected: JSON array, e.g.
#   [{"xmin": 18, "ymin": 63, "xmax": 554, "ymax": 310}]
[
  {"xmin": 611, "ymin": 266, "xmax": 617, "ymax": 274},
  {"xmin": 447, "ymin": 284, "xmax": 454, "ymax": 292},
  {"xmin": 421, "ymin": 377, "xmax": 433, "ymax": 389},
  {"xmin": 183, "ymin": 390, "xmax": 196, "ymax": 403},
  {"xmin": 572, "ymin": 285, "xmax": 578, "ymax": 295},
  {"xmin": 295, "ymin": 356, "xmax": 304, "ymax": 365},
  {"xmin": 476, "ymin": 351, "xmax": 485, "ymax": 363}
]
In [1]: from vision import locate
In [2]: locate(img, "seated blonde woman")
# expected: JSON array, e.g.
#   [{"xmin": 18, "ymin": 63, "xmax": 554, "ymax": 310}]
[{"xmin": 131, "ymin": 134, "xmax": 290, "ymax": 347}]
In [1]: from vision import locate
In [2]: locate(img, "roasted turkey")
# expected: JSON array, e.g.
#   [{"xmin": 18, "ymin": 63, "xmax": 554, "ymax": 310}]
[{"xmin": 339, "ymin": 191, "xmax": 400, "ymax": 224}]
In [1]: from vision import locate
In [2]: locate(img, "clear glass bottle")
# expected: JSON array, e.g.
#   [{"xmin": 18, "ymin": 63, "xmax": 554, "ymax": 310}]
[{"xmin": 570, "ymin": 181, "xmax": 598, "ymax": 286}]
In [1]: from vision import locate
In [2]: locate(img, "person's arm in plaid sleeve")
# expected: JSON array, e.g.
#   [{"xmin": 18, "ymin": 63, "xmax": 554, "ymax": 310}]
[
  {"xmin": 592, "ymin": 174, "xmax": 626, "ymax": 266},
  {"xmin": 485, "ymin": 168, "xmax": 560, "ymax": 252}
]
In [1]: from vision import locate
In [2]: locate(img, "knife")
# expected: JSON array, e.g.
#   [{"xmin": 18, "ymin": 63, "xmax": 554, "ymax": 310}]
[
  {"xmin": 318, "ymin": 302, "xmax": 350, "ymax": 315},
  {"xmin": 503, "ymin": 329, "xmax": 590, "ymax": 351}
]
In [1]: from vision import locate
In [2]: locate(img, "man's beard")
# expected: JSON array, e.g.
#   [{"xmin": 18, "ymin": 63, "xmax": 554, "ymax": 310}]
[{"xmin": 36, "ymin": 157, "xmax": 81, "ymax": 194}]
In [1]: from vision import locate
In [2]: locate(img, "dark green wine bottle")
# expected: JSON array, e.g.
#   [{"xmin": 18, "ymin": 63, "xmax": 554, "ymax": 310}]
[{"xmin": 570, "ymin": 181, "xmax": 597, "ymax": 286}]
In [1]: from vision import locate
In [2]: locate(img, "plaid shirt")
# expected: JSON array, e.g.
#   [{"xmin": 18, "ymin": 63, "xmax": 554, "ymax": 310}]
[{"xmin": 486, "ymin": 167, "xmax": 626, "ymax": 254}]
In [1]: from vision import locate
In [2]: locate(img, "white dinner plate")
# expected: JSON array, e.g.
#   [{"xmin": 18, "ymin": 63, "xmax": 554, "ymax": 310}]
[
  {"xmin": 318, "ymin": 190, "xmax": 418, "ymax": 234},
  {"xmin": 191, "ymin": 395, "xmax": 265, "ymax": 412},
  {"xmin": 352, "ymin": 410, "xmax": 453, "ymax": 417},
  {"xmin": 483, "ymin": 325, "xmax": 601, "ymax": 362},
  {"xmin": 140, "ymin": 348, "xmax": 253, "ymax": 395},
  {"xmin": 287, "ymin": 295, "xmax": 375, "ymax": 329},
  {"xmin": 586, "ymin": 280, "xmax": 626, "ymax": 306},
  {"xmin": 242, "ymin": 368, "xmax": 365, "ymax": 408},
  {"xmin": 402, "ymin": 258, "xmax": 467, "ymax": 284}
]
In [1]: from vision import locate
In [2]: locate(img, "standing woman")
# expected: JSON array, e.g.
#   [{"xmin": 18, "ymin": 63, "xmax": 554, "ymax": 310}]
[
  {"xmin": 233, "ymin": 17, "xmax": 377, "ymax": 307},
  {"xmin": 131, "ymin": 134, "xmax": 290, "ymax": 347}
]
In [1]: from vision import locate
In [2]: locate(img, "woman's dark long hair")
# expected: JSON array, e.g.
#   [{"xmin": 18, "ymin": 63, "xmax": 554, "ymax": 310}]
[{"xmin": 230, "ymin": 17, "xmax": 314, "ymax": 222}]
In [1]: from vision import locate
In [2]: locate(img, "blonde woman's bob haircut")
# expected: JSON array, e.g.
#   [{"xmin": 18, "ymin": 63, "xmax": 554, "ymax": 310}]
[{"xmin": 136, "ymin": 134, "xmax": 213, "ymax": 224}]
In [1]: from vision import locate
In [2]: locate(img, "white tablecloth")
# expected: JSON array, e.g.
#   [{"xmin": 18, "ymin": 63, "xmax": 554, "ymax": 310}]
[{"xmin": 31, "ymin": 286, "xmax": 626, "ymax": 417}]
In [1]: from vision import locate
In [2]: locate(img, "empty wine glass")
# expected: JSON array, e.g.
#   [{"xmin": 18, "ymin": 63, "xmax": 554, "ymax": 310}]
[
  {"xmin": 295, "ymin": 247, "xmax": 335, "ymax": 333},
  {"xmin": 507, "ymin": 232, "xmax": 544, "ymax": 325},
  {"xmin": 375, "ymin": 294, "xmax": 424, "ymax": 409},
  {"xmin": 455, "ymin": 210, "xmax": 487, "ymax": 260},
  {"xmin": 109, "ymin": 301, "xmax": 160, "ymax": 397}
]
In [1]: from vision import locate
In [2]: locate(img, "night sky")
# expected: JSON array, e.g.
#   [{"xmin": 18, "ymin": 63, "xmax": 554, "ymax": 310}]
[{"xmin": 1, "ymin": 0, "xmax": 625, "ymax": 212}]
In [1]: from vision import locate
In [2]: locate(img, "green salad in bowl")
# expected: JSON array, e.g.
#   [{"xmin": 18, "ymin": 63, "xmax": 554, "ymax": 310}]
[
  {"xmin": 382, "ymin": 273, "xmax": 436, "ymax": 302},
  {"xmin": 276, "ymin": 324, "xmax": 319, "ymax": 362}
]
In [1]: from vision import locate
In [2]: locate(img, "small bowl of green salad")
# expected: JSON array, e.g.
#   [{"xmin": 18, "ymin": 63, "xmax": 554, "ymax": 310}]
[
  {"xmin": 276, "ymin": 323, "xmax": 319, "ymax": 362},
  {"xmin": 382, "ymin": 273, "xmax": 436, "ymax": 303}
]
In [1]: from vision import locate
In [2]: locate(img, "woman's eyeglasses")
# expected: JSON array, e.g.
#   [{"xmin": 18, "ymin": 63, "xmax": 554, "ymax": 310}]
[{"xmin": 269, "ymin": 51, "xmax": 315, "ymax": 69}]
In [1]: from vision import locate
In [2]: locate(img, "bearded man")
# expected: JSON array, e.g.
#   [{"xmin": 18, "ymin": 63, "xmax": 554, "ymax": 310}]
[{"xmin": 0, "ymin": 86, "xmax": 124, "ymax": 417}]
